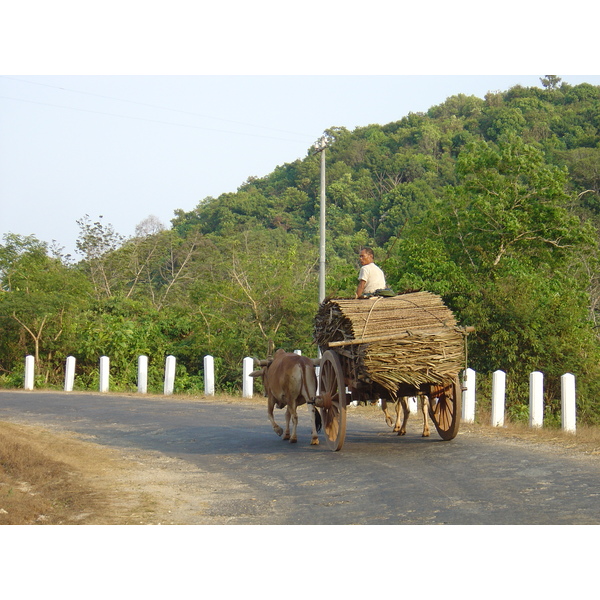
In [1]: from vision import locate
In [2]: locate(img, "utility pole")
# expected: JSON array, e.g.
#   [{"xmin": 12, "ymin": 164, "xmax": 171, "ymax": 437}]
[{"xmin": 314, "ymin": 135, "xmax": 328, "ymax": 304}]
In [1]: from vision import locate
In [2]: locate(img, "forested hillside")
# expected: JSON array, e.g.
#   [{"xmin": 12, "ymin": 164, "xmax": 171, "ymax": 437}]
[{"xmin": 2, "ymin": 76, "xmax": 600, "ymax": 423}]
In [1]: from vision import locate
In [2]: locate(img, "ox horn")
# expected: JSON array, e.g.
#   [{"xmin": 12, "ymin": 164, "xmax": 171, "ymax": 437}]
[{"xmin": 252, "ymin": 357, "xmax": 271, "ymax": 367}]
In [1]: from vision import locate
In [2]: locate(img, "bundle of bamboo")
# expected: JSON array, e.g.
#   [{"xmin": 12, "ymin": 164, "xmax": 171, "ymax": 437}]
[{"xmin": 313, "ymin": 292, "xmax": 466, "ymax": 392}]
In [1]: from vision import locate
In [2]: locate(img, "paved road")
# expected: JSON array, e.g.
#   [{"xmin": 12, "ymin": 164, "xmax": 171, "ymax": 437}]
[{"xmin": 2, "ymin": 390, "xmax": 600, "ymax": 524}]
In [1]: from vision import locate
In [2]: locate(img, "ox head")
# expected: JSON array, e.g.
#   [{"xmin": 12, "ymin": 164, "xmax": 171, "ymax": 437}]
[
  {"xmin": 249, "ymin": 356, "xmax": 272, "ymax": 379},
  {"xmin": 249, "ymin": 356, "xmax": 273, "ymax": 397}
]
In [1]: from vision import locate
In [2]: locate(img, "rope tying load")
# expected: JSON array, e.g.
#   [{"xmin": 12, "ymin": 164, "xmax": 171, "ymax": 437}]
[{"xmin": 313, "ymin": 291, "xmax": 467, "ymax": 392}]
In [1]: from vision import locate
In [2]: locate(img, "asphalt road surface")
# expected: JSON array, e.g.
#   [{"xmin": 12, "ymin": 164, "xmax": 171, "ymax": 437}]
[{"xmin": 2, "ymin": 390, "xmax": 600, "ymax": 525}]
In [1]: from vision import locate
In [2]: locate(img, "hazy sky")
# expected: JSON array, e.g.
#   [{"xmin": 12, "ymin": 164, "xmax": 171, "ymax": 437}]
[{"xmin": 2, "ymin": 3, "xmax": 598, "ymax": 258}]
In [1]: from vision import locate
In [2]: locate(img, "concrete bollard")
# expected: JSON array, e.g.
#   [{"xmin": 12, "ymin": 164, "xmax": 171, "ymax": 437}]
[
  {"xmin": 529, "ymin": 371, "xmax": 544, "ymax": 428},
  {"xmin": 24, "ymin": 355, "xmax": 35, "ymax": 390},
  {"xmin": 164, "ymin": 355, "xmax": 176, "ymax": 395},
  {"xmin": 137, "ymin": 355, "xmax": 148, "ymax": 394},
  {"xmin": 491, "ymin": 370, "xmax": 506, "ymax": 427},
  {"xmin": 242, "ymin": 357, "xmax": 254, "ymax": 398},
  {"xmin": 408, "ymin": 397, "xmax": 418, "ymax": 414},
  {"xmin": 204, "ymin": 355, "xmax": 215, "ymax": 396},
  {"xmin": 462, "ymin": 368, "xmax": 476, "ymax": 423},
  {"xmin": 561, "ymin": 373, "xmax": 576, "ymax": 433},
  {"xmin": 99, "ymin": 356, "xmax": 110, "ymax": 392},
  {"xmin": 64, "ymin": 356, "xmax": 76, "ymax": 392}
]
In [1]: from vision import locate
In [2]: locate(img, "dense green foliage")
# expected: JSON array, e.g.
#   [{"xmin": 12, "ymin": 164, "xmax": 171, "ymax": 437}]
[{"xmin": 2, "ymin": 77, "xmax": 600, "ymax": 423}]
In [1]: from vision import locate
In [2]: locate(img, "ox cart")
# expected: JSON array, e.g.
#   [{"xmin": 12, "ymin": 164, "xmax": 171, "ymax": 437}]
[{"xmin": 313, "ymin": 291, "xmax": 472, "ymax": 451}]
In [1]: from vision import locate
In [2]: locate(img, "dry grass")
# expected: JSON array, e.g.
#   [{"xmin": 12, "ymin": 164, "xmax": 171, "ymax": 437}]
[
  {"xmin": 0, "ymin": 421, "xmax": 156, "ymax": 525},
  {"xmin": 462, "ymin": 419, "xmax": 600, "ymax": 456}
]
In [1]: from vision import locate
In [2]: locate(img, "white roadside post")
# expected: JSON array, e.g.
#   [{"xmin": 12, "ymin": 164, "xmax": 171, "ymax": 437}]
[
  {"xmin": 242, "ymin": 357, "xmax": 254, "ymax": 398},
  {"xmin": 137, "ymin": 355, "xmax": 148, "ymax": 394},
  {"xmin": 204, "ymin": 355, "xmax": 215, "ymax": 396},
  {"xmin": 164, "ymin": 355, "xmax": 176, "ymax": 395},
  {"xmin": 462, "ymin": 367, "xmax": 476, "ymax": 423},
  {"xmin": 99, "ymin": 356, "xmax": 110, "ymax": 392},
  {"xmin": 561, "ymin": 373, "xmax": 576, "ymax": 433},
  {"xmin": 491, "ymin": 369, "xmax": 506, "ymax": 427},
  {"xmin": 64, "ymin": 356, "xmax": 76, "ymax": 392},
  {"xmin": 315, "ymin": 363, "xmax": 320, "ymax": 396},
  {"xmin": 24, "ymin": 355, "xmax": 35, "ymax": 390},
  {"xmin": 408, "ymin": 397, "xmax": 418, "ymax": 414},
  {"xmin": 529, "ymin": 371, "xmax": 544, "ymax": 428}
]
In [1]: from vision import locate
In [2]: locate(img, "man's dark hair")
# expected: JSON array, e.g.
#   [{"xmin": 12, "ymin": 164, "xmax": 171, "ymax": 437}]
[{"xmin": 361, "ymin": 247, "xmax": 374, "ymax": 258}]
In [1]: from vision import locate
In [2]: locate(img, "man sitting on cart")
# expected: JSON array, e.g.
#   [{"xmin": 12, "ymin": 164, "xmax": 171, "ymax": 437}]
[{"xmin": 356, "ymin": 247, "xmax": 388, "ymax": 298}]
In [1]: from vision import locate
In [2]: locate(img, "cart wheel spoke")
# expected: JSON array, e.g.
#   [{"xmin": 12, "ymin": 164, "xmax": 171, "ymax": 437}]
[{"xmin": 427, "ymin": 377, "xmax": 461, "ymax": 441}]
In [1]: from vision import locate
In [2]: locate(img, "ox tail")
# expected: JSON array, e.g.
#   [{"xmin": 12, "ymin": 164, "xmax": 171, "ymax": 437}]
[{"xmin": 314, "ymin": 407, "xmax": 322, "ymax": 433}]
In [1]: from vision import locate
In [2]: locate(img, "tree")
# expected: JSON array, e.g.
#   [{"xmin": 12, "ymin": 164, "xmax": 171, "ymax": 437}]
[
  {"xmin": 75, "ymin": 215, "xmax": 125, "ymax": 298},
  {"xmin": 117, "ymin": 226, "xmax": 208, "ymax": 310},
  {"xmin": 391, "ymin": 135, "xmax": 600, "ymax": 416},
  {"xmin": 0, "ymin": 234, "xmax": 91, "ymax": 383},
  {"xmin": 540, "ymin": 75, "xmax": 562, "ymax": 90},
  {"xmin": 445, "ymin": 136, "xmax": 594, "ymax": 273},
  {"xmin": 187, "ymin": 228, "xmax": 320, "ymax": 375}
]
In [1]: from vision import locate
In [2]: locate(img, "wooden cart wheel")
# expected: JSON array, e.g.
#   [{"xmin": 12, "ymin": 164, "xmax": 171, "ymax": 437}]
[
  {"xmin": 319, "ymin": 350, "xmax": 347, "ymax": 451},
  {"xmin": 427, "ymin": 376, "xmax": 461, "ymax": 441}
]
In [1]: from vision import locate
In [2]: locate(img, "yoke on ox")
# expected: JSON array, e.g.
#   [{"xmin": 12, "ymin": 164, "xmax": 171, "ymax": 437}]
[{"xmin": 250, "ymin": 349, "xmax": 322, "ymax": 445}]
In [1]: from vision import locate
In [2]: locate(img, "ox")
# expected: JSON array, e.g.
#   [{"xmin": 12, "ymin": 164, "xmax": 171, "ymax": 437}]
[
  {"xmin": 250, "ymin": 349, "xmax": 322, "ymax": 445},
  {"xmin": 381, "ymin": 395, "xmax": 432, "ymax": 437}
]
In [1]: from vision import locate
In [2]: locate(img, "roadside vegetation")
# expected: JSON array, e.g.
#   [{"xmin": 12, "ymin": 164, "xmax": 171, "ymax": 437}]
[{"xmin": 2, "ymin": 76, "xmax": 600, "ymax": 424}]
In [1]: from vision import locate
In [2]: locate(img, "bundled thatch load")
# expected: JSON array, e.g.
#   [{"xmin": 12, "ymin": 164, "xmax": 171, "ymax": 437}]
[{"xmin": 313, "ymin": 291, "xmax": 467, "ymax": 393}]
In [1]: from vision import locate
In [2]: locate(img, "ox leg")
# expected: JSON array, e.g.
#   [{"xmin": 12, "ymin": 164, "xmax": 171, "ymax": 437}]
[
  {"xmin": 396, "ymin": 397, "xmax": 410, "ymax": 436},
  {"xmin": 283, "ymin": 406, "xmax": 292, "ymax": 440},
  {"xmin": 393, "ymin": 400, "xmax": 401, "ymax": 432},
  {"xmin": 307, "ymin": 401, "xmax": 320, "ymax": 445},
  {"xmin": 421, "ymin": 395, "xmax": 431, "ymax": 437},
  {"xmin": 381, "ymin": 398, "xmax": 395, "ymax": 427},
  {"xmin": 268, "ymin": 397, "xmax": 284, "ymax": 437},
  {"xmin": 288, "ymin": 404, "xmax": 299, "ymax": 443}
]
